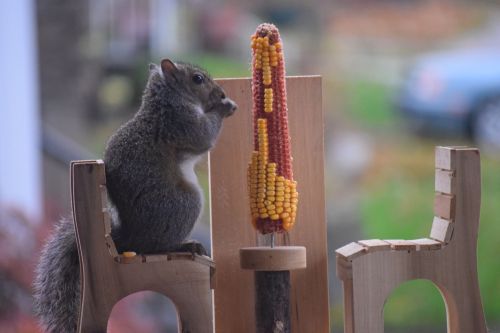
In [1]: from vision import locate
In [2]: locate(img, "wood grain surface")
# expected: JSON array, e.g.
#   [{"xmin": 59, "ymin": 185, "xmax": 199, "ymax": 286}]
[{"xmin": 211, "ymin": 76, "xmax": 329, "ymax": 333}]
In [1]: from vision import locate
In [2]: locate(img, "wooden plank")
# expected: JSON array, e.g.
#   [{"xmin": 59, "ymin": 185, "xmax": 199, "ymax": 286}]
[
  {"xmin": 336, "ymin": 242, "xmax": 366, "ymax": 260},
  {"xmin": 435, "ymin": 146, "xmax": 456, "ymax": 170},
  {"xmin": 144, "ymin": 254, "xmax": 171, "ymax": 263},
  {"xmin": 411, "ymin": 238, "xmax": 443, "ymax": 250},
  {"xmin": 430, "ymin": 216, "xmax": 454, "ymax": 243},
  {"xmin": 102, "ymin": 210, "xmax": 112, "ymax": 235},
  {"xmin": 211, "ymin": 76, "xmax": 328, "ymax": 333},
  {"xmin": 358, "ymin": 239, "xmax": 391, "ymax": 252},
  {"xmin": 104, "ymin": 234, "xmax": 118, "ymax": 257},
  {"xmin": 336, "ymin": 257, "xmax": 353, "ymax": 280},
  {"xmin": 434, "ymin": 193, "xmax": 455, "ymax": 220},
  {"xmin": 435, "ymin": 169, "xmax": 455, "ymax": 194},
  {"xmin": 384, "ymin": 239, "xmax": 418, "ymax": 251}
]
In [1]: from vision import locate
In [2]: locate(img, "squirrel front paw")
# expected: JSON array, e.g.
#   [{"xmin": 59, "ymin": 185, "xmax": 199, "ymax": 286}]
[{"xmin": 176, "ymin": 240, "xmax": 208, "ymax": 256}]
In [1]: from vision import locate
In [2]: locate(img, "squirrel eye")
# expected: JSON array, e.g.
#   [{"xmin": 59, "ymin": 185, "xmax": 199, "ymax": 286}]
[{"xmin": 192, "ymin": 74, "xmax": 204, "ymax": 85}]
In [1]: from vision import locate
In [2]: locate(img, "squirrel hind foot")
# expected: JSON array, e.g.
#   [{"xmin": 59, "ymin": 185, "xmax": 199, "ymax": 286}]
[{"xmin": 176, "ymin": 240, "xmax": 208, "ymax": 257}]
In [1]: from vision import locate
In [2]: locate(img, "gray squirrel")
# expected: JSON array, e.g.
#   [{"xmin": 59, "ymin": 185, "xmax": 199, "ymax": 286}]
[{"xmin": 33, "ymin": 59, "xmax": 237, "ymax": 332}]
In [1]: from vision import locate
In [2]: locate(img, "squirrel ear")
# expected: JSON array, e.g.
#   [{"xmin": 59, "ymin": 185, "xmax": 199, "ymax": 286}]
[{"xmin": 160, "ymin": 59, "xmax": 178, "ymax": 76}]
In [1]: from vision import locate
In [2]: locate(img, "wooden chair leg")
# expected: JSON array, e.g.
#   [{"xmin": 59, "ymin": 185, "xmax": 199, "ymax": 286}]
[
  {"xmin": 438, "ymin": 280, "xmax": 487, "ymax": 333},
  {"xmin": 168, "ymin": 283, "xmax": 214, "ymax": 333},
  {"xmin": 78, "ymin": 296, "xmax": 113, "ymax": 333}
]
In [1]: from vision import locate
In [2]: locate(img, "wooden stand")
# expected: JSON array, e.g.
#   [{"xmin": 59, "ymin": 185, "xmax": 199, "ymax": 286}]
[
  {"xmin": 240, "ymin": 246, "xmax": 306, "ymax": 333},
  {"xmin": 71, "ymin": 161, "xmax": 215, "ymax": 333},
  {"xmin": 335, "ymin": 147, "xmax": 487, "ymax": 333},
  {"xmin": 211, "ymin": 77, "xmax": 329, "ymax": 332}
]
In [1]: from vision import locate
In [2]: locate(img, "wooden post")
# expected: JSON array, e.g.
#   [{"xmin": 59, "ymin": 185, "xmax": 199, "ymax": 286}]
[{"xmin": 240, "ymin": 246, "xmax": 306, "ymax": 333}]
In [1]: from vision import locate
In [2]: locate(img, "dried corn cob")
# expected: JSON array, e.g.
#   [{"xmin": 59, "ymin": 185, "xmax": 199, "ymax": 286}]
[{"xmin": 248, "ymin": 23, "xmax": 298, "ymax": 234}]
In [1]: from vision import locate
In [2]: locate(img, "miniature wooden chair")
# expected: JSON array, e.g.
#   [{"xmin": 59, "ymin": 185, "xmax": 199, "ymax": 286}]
[
  {"xmin": 71, "ymin": 160, "xmax": 215, "ymax": 333},
  {"xmin": 336, "ymin": 146, "xmax": 487, "ymax": 333}
]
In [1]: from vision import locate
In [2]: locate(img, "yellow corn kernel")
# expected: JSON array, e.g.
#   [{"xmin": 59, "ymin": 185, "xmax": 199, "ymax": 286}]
[
  {"xmin": 270, "ymin": 214, "xmax": 280, "ymax": 220},
  {"xmin": 122, "ymin": 251, "xmax": 136, "ymax": 258},
  {"xmin": 260, "ymin": 213, "xmax": 269, "ymax": 218},
  {"xmin": 276, "ymin": 207, "xmax": 284, "ymax": 214},
  {"xmin": 281, "ymin": 212, "xmax": 289, "ymax": 219}
]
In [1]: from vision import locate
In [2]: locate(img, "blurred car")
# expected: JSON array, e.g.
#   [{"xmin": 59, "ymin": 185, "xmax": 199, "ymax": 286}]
[{"xmin": 396, "ymin": 48, "xmax": 500, "ymax": 149}]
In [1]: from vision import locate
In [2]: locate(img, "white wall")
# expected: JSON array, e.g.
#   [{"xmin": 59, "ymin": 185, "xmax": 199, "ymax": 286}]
[{"xmin": 0, "ymin": 0, "xmax": 42, "ymax": 221}]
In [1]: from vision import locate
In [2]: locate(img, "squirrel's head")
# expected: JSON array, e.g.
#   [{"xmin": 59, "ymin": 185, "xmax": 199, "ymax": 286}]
[
  {"xmin": 147, "ymin": 59, "xmax": 237, "ymax": 119},
  {"xmin": 142, "ymin": 59, "xmax": 237, "ymax": 153}
]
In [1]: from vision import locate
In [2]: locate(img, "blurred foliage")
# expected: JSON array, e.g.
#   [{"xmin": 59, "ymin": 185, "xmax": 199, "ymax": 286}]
[
  {"xmin": 344, "ymin": 80, "xmax": 396, "ymax": 127},
  {"xmin": 183, "ymin": 53, "xmax": 249, "ymax": 78}
]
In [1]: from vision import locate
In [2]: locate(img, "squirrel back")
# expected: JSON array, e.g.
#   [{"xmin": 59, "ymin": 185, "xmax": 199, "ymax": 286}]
[{"xmin": 33, "ymin": 59, "xmax": 236, "ymax": 332}]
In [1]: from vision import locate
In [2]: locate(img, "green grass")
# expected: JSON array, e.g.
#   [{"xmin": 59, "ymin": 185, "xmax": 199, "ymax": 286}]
[{"xmin": 359, "ymin": 145, "xmax": 500, "ymax": 327}]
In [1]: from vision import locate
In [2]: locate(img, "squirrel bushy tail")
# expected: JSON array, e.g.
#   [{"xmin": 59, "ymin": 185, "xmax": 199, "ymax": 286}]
[{"xmin": 33, "ymin": 217, "xmax": 80, "ymax": 333}]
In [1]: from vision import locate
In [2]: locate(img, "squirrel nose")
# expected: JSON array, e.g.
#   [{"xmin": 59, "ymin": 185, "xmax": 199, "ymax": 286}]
[{"xmin": 222, "ymin": 97, "xmax": 237, "ymax": 116}]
